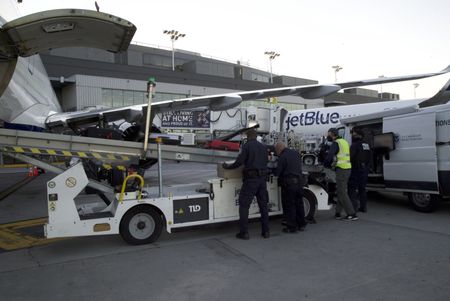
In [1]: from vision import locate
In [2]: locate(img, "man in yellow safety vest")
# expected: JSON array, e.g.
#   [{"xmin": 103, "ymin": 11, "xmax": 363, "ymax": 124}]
[{"xmin": 323, "ymin": 128, "xmax": 358, "ymax": 221}]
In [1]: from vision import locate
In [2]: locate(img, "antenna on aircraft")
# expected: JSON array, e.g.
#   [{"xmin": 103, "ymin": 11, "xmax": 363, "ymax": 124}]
[{"xmin": 95, "ymin": 1, "xmax": 100, "ymax": 12}]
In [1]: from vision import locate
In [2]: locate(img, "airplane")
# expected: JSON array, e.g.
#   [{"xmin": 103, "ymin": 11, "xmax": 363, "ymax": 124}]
[
  {"xmin": 282, "ymin": 76, "xmax": 450, "ymax": 137},
  {"xmin": 1, "ymin": 4, "xmax": 449, "ymax": 151}
]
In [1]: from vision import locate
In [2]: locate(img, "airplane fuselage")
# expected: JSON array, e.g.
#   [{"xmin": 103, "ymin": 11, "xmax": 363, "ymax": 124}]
[
  {"xmin": 0, "ymin": 56, "xmax": 61, "ymax": 130},
  {"xmin": 0, "ymin": 10, "xmax": 61, "ymax": 130},
  {"xmin": 0, "ymin": 1, "xmax": 446, "ymax": 136},
  {"xmin": 283, "ymin": 99, "xmax": 423, "ymax": 136}
]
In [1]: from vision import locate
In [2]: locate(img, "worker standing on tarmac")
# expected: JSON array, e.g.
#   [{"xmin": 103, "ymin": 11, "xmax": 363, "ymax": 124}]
[
  {"xmin": 348, "ymin": 128, "xmax": 372, "ymax": 213},
  {"xmin": 222, "ymin": 129, "xmax": 270, "ymax": 240},
  {"xmin": 274, "ymin": 142, "xmax": 307, "ymax": 233},
  {"xmin": 324, "ymin": 128, "xmax": 358, "ymax": 221}
]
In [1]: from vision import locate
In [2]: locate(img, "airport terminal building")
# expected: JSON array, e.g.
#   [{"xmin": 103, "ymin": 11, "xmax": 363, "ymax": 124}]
[{"xmin": 40, "ymin": 43, "xmax": 398, "ymax": 131}]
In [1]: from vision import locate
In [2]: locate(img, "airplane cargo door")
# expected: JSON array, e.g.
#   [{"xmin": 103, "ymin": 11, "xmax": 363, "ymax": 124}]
[
  {"xmin": 0, "ymin": 8, "xmax": 135, "ymax": 99},
  {"xmin": 0, "ymin": 8, "xmax": 136, "ymax": 58},
  {"xmin": 383, "ymin": 111, "xmax": 438, "ymax": 193}
]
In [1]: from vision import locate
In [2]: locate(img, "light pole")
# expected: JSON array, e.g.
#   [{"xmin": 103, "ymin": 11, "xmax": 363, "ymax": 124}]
[
  {"xmin": 163, "ymin": 30, "xmax": 186, "ymax": 71},
  {"xmin": 413, "ymin": 83, "xmax": 419, "ymax": 98},
  {"xmin": 332, "ymin": 65, "xmax": 343, "ymax": 82},
  {"xmin": 379, "ymin": 75, "xmax": 385, "ymax": 98},
  {"xmin": 264, "ymin": 51, "xmax": 280, "ymax": 84}
]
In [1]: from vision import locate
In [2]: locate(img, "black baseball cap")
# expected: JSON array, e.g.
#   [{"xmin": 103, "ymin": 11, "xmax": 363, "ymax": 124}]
[{"xmin": 328, "ymin": 128, "xmax": 339, "ymax": 135}]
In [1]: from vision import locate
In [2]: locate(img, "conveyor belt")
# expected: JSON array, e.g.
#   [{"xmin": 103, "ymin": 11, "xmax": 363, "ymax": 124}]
[
  {"xmin": 0, "ymin": 128, "xmax": 238, "ymax": 194},
  {"xmin": 0, "ymin": 128, "xmax": 237, "ymax": 164}
]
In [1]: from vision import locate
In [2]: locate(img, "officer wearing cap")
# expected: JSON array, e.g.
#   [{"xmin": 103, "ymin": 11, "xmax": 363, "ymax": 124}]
[
  {"xmin": 274, "ymin": 141, "xmax": 307, "ymax": 233},
  {"xmin": 222, "ymin": 129, "xmax": 270, "ymax": 240},
  {"xmin": 324, "ymin": 128, "xmax": 358, "ymax": 221}
]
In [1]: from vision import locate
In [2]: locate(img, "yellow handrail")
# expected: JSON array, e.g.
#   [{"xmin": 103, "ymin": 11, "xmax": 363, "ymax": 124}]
[{"xmin": 119, "ymin": 174, "xmax": 144, "ymax": 203}]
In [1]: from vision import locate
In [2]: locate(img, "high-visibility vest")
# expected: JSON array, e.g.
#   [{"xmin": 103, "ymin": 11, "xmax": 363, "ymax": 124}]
[{"xmin": 335, "ymin": 138, "xmax": 351, "ymax": 169}]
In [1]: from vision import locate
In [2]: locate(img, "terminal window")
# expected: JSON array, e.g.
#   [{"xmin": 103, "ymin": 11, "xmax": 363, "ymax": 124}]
[
  {"xmin": 102, "ymin": 89, "xmax": 145, "ymax": 108},
  {"xmin": 153, "ymin": 92, "xmax": 188, "ymax": 102},
  {"xmin": 251, "ymin": 73, "xmax": 270, "ymax": 83},
  {"xmin": 143, "ymin": 53, "xmax": 186, "ymax": 68},
  {"xmin": 102, "ymin": 88, "xmax": 188, "ymax": 108}
]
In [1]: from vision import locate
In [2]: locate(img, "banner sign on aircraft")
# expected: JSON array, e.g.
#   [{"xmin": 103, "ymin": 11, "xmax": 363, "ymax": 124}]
[{"xmin": 161, "ymin": 110, "xmax": 210, "ymax": 129}]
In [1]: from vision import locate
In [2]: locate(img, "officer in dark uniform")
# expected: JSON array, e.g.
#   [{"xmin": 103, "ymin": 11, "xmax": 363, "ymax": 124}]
[
  {"xmin": 348, "ymin": 128, "xmax": 372, "ymax": 212},
  {"xmin": 222, "ymin": 129, "xmax": 270, "ymax": 240},
  {"xmin": 318, "ymin": 137, "xmax": 337, "ymax": 205},
  {"xmin": 274, "ymin": 142, "xmax": 306, "ymax": 233}
]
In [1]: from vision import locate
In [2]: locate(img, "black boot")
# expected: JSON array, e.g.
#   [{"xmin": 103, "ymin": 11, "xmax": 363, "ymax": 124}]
[
  {"xmin": 236, "ymin": 232, "xmax": 250, "ymax": 240},
  {"xmin": 282, "ymin": 227, "xmax": 297, "ymax": 233},
  {"xmin": 261, "ymin": 231, "xmax": 270, "ymax": 239}
]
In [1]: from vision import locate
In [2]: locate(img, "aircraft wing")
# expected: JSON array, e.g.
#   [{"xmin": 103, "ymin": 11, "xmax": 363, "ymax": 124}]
[
  {"xmin": 0, "ymin": 9, "xmax": 136, "ymax": 58},
  {"xmin": 45, "ymin": 66, "xmax": 450, "ymax": 129},
  {"xmin": 418, "ymin": 78, "xmax": 450, "ymax": 108},
  {"xmin": 338, "ymin": 65, "xmax": 450, "ymax": 89}
]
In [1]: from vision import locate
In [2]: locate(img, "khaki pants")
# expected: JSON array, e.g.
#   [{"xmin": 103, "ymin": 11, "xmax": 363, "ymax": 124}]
[{"xmin": 335, "ymin": 168, "xmax": 355, "ymax": 216}]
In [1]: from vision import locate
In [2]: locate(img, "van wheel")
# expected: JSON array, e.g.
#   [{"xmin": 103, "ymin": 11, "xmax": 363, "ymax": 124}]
[
  {"xmin": 408, "ymin": 192, "xmax": 440, "ymax": 213},
  {"xmin": 303, "ymin": 189, "xmax": 317, "ymax": 221},
  {"xmin": 120, "ymin": 206, "xmax": 163, "ymax": 245}
]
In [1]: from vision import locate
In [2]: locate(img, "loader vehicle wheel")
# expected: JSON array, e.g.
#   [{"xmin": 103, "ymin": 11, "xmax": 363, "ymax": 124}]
[
  {"xmin": 120, "ymin": 206, "xmax": 163, "ymax": 245},
  {"xmin": 302, "ymin": 155, "xmax": 316, "ymax": 166},
  {"xmin": 303, "ymin": 189, "xmax": 317, "ymax": 221},
  {"xmin": 408, "ymin": 192, "xmax": 440, "ymax": 213}
]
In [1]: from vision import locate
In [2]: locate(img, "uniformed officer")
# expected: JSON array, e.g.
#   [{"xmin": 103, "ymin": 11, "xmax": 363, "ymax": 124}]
[
  {"xmin": 324, "ymin": 128, "xmax": 358, "ymax": 221},
  {"xmin": 348, "ymin": 128, "xmax": 372, "ymax": 212},
  {"xmin": 274, "ymin": 142, "xmax": 307, "ymax": 233},
  {"xmin": 222, "ymin": 129, "xmax": 270, "ymax": 240},
  {"xmin": 318, "ymin": 137, "xmax": 337, "ymax": 205}
]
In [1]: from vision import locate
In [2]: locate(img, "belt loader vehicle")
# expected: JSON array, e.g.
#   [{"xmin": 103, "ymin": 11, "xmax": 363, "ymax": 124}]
[
  {"xmin": 0, "ymin": 128, "xmax": 331, "ymax": 245},
  {"xmin": 44, "ymin": 161, "xmax": 330, "ymax": 244}
]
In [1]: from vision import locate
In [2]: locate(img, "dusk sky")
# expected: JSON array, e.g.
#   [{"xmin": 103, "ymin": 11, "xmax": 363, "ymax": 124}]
[{"xmin": 5, "ymin": 0, "xmax": 450, "ymax": 99}]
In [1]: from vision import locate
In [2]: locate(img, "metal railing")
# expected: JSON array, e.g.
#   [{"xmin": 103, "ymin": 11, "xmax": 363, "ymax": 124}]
[{"xmin": 131, "ymin": 40, "xmax": 267, "ymax": 71}]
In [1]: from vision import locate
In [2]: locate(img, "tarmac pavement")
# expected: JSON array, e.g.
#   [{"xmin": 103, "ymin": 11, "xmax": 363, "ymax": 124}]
[{"xmin": 0, "ymin": 162, "xmax": 449, "ymax": 300}]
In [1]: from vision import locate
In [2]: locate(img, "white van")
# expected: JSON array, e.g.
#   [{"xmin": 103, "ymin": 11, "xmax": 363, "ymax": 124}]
[{"xmin": 340, "ymin": 102, "xmax": 450, "ymax": 212}]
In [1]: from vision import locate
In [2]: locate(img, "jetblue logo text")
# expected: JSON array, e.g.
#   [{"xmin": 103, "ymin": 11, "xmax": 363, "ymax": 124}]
[
  {"xmin": 188, "ymin": 205, "xmax": 201, "ymax": 212},
  {"xmin": 285, "ymin": 111, "xmax": 340, "ymax": 130}
]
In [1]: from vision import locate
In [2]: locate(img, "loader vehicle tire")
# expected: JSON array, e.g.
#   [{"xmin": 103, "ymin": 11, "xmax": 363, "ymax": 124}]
[
  {"xmin": 303, "ymin": 189, "xmax": 317, "ymax": 221},
  {"xmin": 408, "ymin": 192, "xmax": 440, "ymax": 213},
  {"xmin": 302, "ymin": 154, "xmax": 316, "ymax": 166},
  {"xmin": 120, "ymin": 206, "xmax": 163, "ymax": 245}
]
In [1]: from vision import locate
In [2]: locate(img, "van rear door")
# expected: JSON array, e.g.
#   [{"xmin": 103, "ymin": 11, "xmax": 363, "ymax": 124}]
[{"xmin": 383, "ymin": 111, "xmax": 438, "ymax": 193}]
